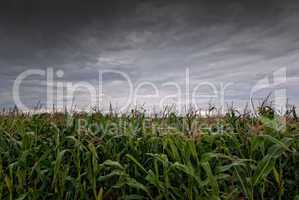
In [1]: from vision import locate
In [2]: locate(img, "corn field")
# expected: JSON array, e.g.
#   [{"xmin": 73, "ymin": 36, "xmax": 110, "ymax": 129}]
[{"xmin": 0, "ymin": 106, "xmax": 298, "ymax": 200}]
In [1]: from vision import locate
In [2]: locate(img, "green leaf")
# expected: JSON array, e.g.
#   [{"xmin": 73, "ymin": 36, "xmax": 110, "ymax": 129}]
[{"xmin": 126, "ymin": 154, "xmax": 148, "ymax": 174}]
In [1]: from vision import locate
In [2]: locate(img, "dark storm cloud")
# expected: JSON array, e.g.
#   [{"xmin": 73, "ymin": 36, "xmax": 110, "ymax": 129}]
[
  {"xmin": 0, "ymin": 0, "xmax": 291, "ymax": 70},
  {"xmin": 0, "ymin": 0, "xmax": 299, "ymax": 109}
]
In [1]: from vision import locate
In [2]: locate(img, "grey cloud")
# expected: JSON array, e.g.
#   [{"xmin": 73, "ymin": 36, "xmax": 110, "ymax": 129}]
[{"xmin": 0, "ymin": 0, "xmax": 299, "ymax": 109}]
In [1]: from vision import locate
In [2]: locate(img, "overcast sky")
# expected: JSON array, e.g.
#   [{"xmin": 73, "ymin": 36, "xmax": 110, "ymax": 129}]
[{"xmin": 0, "ymin": 0, "xmax": 299, "ymax": 111}]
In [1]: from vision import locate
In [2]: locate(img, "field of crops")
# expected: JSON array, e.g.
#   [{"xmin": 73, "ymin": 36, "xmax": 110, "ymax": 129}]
[{"xmin": 0, "ymin": 106, "xmax": 299, "ymax": 200}]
